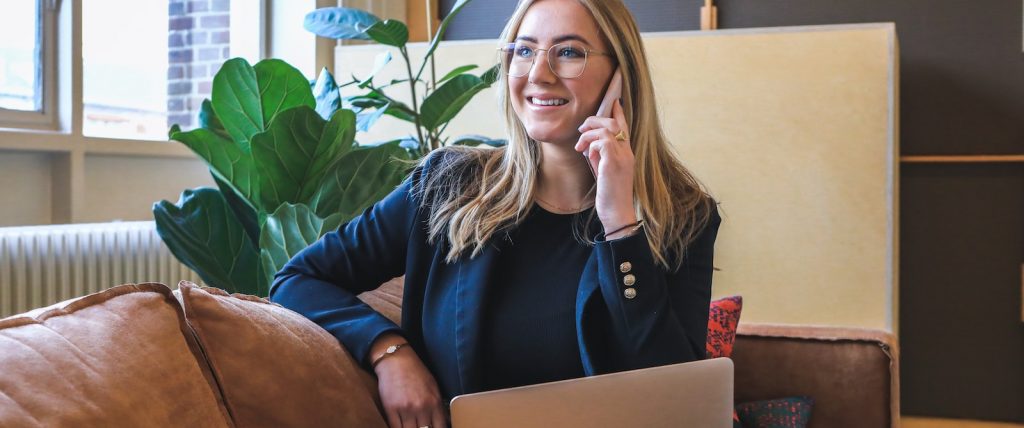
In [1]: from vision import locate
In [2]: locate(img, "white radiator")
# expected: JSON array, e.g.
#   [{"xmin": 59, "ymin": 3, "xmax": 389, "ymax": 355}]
[{"xmin": 0, "ymin": 221, "xmax": 201, "ymax": 318}]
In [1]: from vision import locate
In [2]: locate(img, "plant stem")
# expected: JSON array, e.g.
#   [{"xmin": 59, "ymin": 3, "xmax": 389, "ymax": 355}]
[
  {"xmin": 436, "ymin": 121, "xmax": 451, "ymax": 148},
  {"xmin": 399, "ymin": 46, "xmax": 427, "ymax": 152},
  {"xmin": 426, "ymin": 0, "xmax": 435, "ymax": 91}
]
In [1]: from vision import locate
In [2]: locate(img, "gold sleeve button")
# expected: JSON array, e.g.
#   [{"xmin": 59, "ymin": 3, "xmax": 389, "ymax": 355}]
[
  {"xmin": 624, "ymin": 288, "xmax": 637, "ymax": 299},
  {"xmin": 623, "ymin": 274, "xmax": 636, "ymax": 286},
  {"xmin": 619, "ymin": 262, "xmax": 632, "ymax": 273}
]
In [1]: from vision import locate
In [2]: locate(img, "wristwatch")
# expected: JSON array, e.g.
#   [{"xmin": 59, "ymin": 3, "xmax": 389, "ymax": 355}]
[{"xmin": 371, "ymin": 342, "xmax": 408, "ymax": 368}]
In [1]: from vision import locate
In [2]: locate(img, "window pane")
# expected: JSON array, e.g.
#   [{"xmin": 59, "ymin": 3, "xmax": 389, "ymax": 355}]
[
  {"xmin": 84, "ymin": 0, "xmax": 259, "ymax": 141},
  {"xmin": 83, "ymin": 0, "xmax": 169, "ymax": 140},
  {"xmin": 0, "ymin": 0, "xmax": 41, "ymax": 112}
]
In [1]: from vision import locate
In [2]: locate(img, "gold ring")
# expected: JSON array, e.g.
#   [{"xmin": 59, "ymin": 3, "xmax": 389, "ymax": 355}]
[{"xmin": 614, "ymin": 130, "xmax": 627, "ymax": 141}]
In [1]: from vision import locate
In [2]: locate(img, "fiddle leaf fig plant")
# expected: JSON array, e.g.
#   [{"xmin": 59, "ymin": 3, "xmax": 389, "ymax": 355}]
[
  {"xmin": 154, "ymin": 0, "xmax": 503, "ymax": 296},
  {"xmin": 155, "ymin": 58, "xmax": 412, "ymax": 296},
  {"xmin": 304, "ymin": 0, "xmax": 504, "ymax": 154}
]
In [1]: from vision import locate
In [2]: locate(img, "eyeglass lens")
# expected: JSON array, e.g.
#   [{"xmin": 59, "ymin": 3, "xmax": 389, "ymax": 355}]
[{"xmin": 503, "ymin": 42, "xmax": 588, "ymax": 79}]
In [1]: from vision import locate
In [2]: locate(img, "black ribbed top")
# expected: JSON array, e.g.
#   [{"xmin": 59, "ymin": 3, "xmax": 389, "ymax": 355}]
[{"xmin": 478, "ymin": 204, "xmax": 592, "ymax": 391}]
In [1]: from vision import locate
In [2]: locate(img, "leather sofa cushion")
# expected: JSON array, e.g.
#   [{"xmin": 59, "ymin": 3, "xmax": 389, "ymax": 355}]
[
  {"xmin": 178, "ymin": 281, "xmax": 386, "ymax": 428},
  {"xmin": 0, "ymin": 283, "xmax": 231, "ymax": 427}
]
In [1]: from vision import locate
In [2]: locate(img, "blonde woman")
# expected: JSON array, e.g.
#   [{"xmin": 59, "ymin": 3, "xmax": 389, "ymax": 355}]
[{"xmin": 270, "ymin": 0, "xmax": 722, "ymax": 427}]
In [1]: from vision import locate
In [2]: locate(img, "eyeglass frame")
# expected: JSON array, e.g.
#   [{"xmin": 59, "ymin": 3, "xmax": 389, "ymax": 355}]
[{"xmin": 497, "ymin": 42, "xmax": 615, "ymax": 79}]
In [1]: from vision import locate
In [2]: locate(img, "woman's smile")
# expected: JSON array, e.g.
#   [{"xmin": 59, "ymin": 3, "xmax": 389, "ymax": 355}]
[{"xmin": 527, "ymin": 95, "xmax": 570, "ymax": 109}]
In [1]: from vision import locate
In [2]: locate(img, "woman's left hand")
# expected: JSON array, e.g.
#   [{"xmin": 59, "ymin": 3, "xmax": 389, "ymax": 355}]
[{"xmin": 575, "ymin": 100, "xmax": 637, "ymax": 234}]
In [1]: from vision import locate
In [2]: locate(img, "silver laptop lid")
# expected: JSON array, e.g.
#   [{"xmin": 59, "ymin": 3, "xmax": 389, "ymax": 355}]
[{"xmin": 450, "ymin": 357, "xmax": 734, "ymax": 428}]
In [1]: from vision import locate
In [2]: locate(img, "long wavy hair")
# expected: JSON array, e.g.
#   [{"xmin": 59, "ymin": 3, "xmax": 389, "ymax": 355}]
[{"xmin": 415, "ymin": 0, "xmax": 717, "ymax": 271}]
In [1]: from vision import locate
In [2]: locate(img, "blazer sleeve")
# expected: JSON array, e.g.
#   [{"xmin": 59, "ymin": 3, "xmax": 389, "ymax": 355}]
[
  {"xmin": 592, "ymin": 201, "xmax": 722, "ymax": 370},
  {"xmin": 269, "ymin": 158, "xmax": 430, "ymax": 369}
]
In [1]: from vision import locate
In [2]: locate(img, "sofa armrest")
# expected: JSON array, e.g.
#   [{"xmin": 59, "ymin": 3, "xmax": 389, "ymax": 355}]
[{"xmin": 732, "ymin": 323, "xmax": 900, "ymax": 428}]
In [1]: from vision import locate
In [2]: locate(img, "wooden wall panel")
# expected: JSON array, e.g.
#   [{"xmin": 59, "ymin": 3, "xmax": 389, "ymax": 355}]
[{"xmin": 901, "ymin": 164, "xmax": 1024, "ymax": 422}]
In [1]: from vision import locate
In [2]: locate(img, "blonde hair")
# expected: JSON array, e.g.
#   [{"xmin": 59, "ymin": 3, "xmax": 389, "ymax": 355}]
[{"xmin": 415, "ymin": 0, "xmax": 716, "ymax": 271}]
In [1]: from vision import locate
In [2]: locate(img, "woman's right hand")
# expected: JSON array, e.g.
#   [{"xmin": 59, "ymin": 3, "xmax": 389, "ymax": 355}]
[{"xmin": 371, "ymin": 335, "xmax": 448, "ymax": 428}]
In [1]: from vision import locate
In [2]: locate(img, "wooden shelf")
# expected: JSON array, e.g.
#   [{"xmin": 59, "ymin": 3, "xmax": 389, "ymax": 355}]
[{"xmin": 901, "ymin": 154, "xmax": 1024, "ymax": 163}]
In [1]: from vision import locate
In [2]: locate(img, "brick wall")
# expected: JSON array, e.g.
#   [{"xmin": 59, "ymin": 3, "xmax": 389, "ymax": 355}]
[{"xmin": 167, "ymin": 0, "xmax": 231, "ymax": 129}]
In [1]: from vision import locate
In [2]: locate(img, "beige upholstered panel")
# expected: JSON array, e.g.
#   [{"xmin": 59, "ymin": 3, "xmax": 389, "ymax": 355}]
[{"xmin": 336, "ymin": 23, "xmax": 898, "ymax": 331}]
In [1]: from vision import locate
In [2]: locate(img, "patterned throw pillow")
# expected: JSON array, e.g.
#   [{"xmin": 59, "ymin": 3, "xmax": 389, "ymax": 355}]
[
  {"xmin": 707, "ymin": 295, "xmax": 743, "ymax": 358},
  {"xmin": 735, "ymin": 396, "xmax": 814, "ymax": 428}
]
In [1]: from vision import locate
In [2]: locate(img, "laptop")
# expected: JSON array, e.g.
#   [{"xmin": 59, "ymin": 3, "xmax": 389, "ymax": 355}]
[{"xmin": 450, "ymin": 357, "xmax": 734, "ymax": 428}]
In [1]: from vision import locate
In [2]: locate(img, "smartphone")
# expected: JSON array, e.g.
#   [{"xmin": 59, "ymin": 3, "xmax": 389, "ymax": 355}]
[
  {"xmin": 595, "ymin": 67, "xmax": 623, "ymax": 119},
  {"xmin": 583, "ymin": 67, "xmax": 623, "ymax": 178}
]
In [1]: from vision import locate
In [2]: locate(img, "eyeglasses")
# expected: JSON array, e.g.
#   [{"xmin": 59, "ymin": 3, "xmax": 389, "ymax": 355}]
[{"xmin": 498, "ymin": 42, "xmax": 614, "ymax": 79}]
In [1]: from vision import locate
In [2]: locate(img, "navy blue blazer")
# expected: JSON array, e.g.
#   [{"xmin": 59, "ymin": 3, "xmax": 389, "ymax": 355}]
[{"xmin": 270, "ymin": 150, "xmax": 722, "ymax": 401}]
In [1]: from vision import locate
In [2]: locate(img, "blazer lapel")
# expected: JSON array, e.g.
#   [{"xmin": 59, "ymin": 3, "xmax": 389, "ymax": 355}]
[{"xmin": 453, "ymin": 238, "xmax": 504, "ymax": 394}]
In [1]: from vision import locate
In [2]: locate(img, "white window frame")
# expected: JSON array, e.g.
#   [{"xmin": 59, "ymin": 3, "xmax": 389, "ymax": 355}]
[{"xmin": 0, "ymin": 0, "xmax": 60, "ymax": 130}]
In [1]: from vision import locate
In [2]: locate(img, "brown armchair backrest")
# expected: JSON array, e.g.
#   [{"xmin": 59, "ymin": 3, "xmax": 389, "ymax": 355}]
[{"xmin": 732, "ymin": 323, "xmax": 900, "ymax": 428}]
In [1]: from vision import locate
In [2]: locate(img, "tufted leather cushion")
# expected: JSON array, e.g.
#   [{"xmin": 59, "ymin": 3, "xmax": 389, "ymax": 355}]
[
  {"xmin": 177, "ymin": 281, "xmax": 387, "ymax": 428},
  {"xmin": 0, "ymin": 283, "xmax": 231, "ymax": 427}
]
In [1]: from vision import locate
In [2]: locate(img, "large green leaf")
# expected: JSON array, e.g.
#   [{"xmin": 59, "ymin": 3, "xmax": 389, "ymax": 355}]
[
  {"xmin": 171, "ymin": 127, "xmax": 258, "ymax": 204},
  {"xmin": 348, "ymin": 93, "xmax": 416, "ymax": 124},
  {"xmin": 211, "ymin": 58, "xmax": 262, "ymax": 150},
  {"xmin": 419, "ymin": 74, "xmax": 489, "ymax": 130},
  {"xmin": 211, "ymin": 58, "xmax": 315, "ymax": 150},
  {"xmin": 356, "ymin": 102, "xmax": 390, "ymax": 132},
  {"xmin": 358, "ymin": 51, "xmax": 393, "ymax": 88},
  {"xmin": 438, "ymin": 65, "xmax": 478, "ymax": 85},
  {"xmin": 418, "ymin": 0, "xmax": 474, "ymax": 80},
  {"xmin": 250, "ymin": 106, "xmax": 357, "ymax": 212},
  {"xmin": 153, "ymin": 188, "xmax": 260, "ymax": 295},
  {"xmin": 303, "ymin": 7, "xmax": 380, "ymax": 40},
  {"xmin": 259, "ymin": 203, "xmax": 345, "ymax": 296},
  {"xmin": 199, "ymin": 99, "xmax": 232, "ymax": 140},
  {"xmin": 479, "ymin": 63, "xmax": 500, "ymax": 85},
  {"xmin": 255, "ymin": 59, "xmax": 316, "ymax": 128},
  {"xmin": 312, "ymin": 67, "xmax": 341, "ymax": 121},
  {"xmin": 211, "ymin": 173, "xmax": 259, "ymax": 248},
  {"xmin": 314, "ymin": 142, "xmax": 412, "ymax": 220},
  {"xmin": 365, "ymin": 19, "xmax": 409, "ymax": 47},
  {"xmin": 366, "ymin": 88, "xmax": 417, "ymax": 122}
]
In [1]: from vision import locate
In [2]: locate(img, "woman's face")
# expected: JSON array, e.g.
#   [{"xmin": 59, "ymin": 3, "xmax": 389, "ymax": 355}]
[{"xmin": 508, "ymin": 0, "xmax": 617, "ymax": 146}]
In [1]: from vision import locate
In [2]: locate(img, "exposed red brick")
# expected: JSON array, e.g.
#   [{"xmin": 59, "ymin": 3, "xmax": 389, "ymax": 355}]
[
  {"xmin": 169, "ymin": 49, "xmax": 193, "ymax": 63},
  {"xmin": 168, "ymin": 2, "xmax": 185, "ymax": 16},
  {"xmin": 187, "ymin": 1, "xmax": 209, "ymax": 13},
  {"xmin": 198, "ymin": 47, "xmax": 222, "ymax": 61},
  {"xmin": 168, "ymin": 114, "xmax": 193, "ymax": 128},
  {"xmin": 167, "ymin": 81, "xmax": 192, "ymax": 96},
  {"xmin": 211, "ymin": 0, "xmax": 229, "ymax": 12},
  {"xmin": 169, "ymin": 16, "xmax": 193, "ymax": 31},
  {"xmin": 210, "ymin": 30, "xmax": 230, "ymax": 44},
  {"xmin": 167, "ymin": 98, "xmax": 185, "ymax": 112},
  {"xmin": 200, "ymin": 14, "xmax": 229, "ymax": 29},
  {"xmin": 167, "ymin": 65, "xmax": 185, "ymax": 80},
  {"xmin": 190, "ymin": 64, "xmax": 207, "ymax": 78}
]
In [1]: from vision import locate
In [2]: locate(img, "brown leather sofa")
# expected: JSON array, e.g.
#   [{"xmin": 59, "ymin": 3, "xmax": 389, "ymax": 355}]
[{"xmin": 0, "ymin": 279, "xmax": 898, "ymax": 427}]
